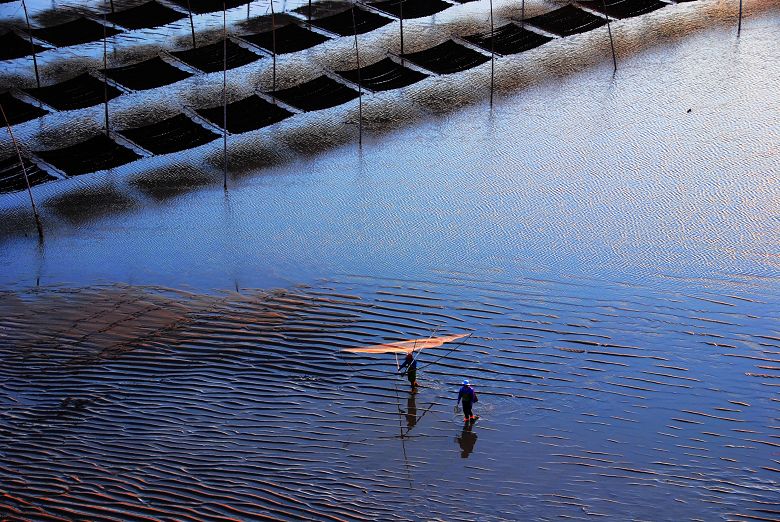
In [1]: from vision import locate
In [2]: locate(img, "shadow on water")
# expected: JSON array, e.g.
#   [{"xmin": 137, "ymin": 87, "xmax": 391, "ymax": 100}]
[
  {"xmin": 455, "ymin": 421, "xmax": 478, "ymax": 458},
  {"xmin": 44, "ymin": 183, "xmax": 138, "ymax": 224},
  {"xmin": 130, "ymin": 163, "xmax": 217, "ymax": 201}
]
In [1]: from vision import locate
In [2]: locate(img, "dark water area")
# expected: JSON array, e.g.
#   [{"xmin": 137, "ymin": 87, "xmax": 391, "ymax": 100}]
[
  {"xmin": 1, "ymin": 277, "xmax": 779, "ymax": 520},
  {"xmin": 1, "ymin": 0, "xmax": 779, "ymax": 519}
]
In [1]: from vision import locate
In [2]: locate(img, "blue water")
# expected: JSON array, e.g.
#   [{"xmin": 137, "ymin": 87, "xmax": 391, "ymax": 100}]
[{"xmin": 2, "ymin": 0, "xmax": 779, "ymax": 295}]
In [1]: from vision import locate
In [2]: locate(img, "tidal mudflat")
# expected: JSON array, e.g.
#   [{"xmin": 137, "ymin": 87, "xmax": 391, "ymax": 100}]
[{"xmin": 1, "ymin": 0, "xmax": 778, "ymax": 519}]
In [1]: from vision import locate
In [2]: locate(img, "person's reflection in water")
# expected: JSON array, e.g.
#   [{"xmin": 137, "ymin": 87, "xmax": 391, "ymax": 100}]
[
  {"xmin": 455, "ymin": 423, "xmax": 478, "ymax": 458},
  {"xmin": 406, "ymin": 393, "xmax": 418, "ymax": 431}
]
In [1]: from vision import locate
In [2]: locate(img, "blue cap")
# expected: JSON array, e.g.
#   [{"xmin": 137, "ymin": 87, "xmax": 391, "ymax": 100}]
[{"xmin": 463, "ymin": 379, "xmax": 469, "ymax": 385}]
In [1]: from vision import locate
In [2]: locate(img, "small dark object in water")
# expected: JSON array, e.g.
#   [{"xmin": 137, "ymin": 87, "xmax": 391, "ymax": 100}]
[
  {"xmin": 23, "ymin": 73, "xmax": 122, "ymax": 111},
  {"xmin": 61, "ymin": 397, "xmax": 90, "ymax": 409},
  {"xmin": 579, "ymin": 0, "xmax": 668, "ymax": 19},
  {"xmin": 196, "ymin": 94, "xmax": 293, "ymax": 133},
  {"xmin": 0, "ymin": 31, "xmax": 47, "ymax": 60},
  {"xmin": 369, "ymin": 0, "xmax": 451, "ymax": 20},
  {"xmin": 335, "ymin": 57, "xmax": 428, "ymax": 91},
  {"xmin": 170, "ymin": 39, "xmax": 261, "ymax": 73},
  {"xmin": 118, "ymin": 114, "xmax": 220, "ymax": 154},
  {"xmin": 0, "ymin": 91, "xmax": 48, "ymax": 125},
  {"xmin": 0, "ymin": 154, "xmax": 55, "ymax": 194},
  {"xmin": 239, "ymin": 23, "xmax": 330, "ymax": 54},
  {"xmin": 525, "ymin": 5, "xmax": 607, "ymax": 37},
  {"xmin": 35, "ymin": 134, "xmax": 140, "ymax": 176},
  {"xmin": 167, "ymin": 0, "xmax": 251, "ymax": 14},
  {"xmin": 106, "ymin": 1, "xmax": 186, "ymax": 30},
  {"xmin": 687, "ymin": 108, "xmax": 692, "ymax": 113},
  {"xmin": 31, "ymin": 17, "xmax": 122, "ymax": 47},
  {"xmin": 103, "ymin": 56, "xmax": 193, "ymax": 91},
  {"xmin": 309, "ymin": 7, "xmax": 393, "ymax": 36},
  {"xmin": 269, "ymin": 76, "xmax": 359, "ymax": 112},
  {"xmin": 463, "ymin": 23, "xmax": 553, "ymax": 56},
  {"xmin": 400, "ymin": 40, "xmax": 490, "ymax": 75}
]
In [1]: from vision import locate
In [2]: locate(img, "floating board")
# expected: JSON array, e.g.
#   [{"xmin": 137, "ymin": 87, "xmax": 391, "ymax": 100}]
[{"xmin": 343, "ymin": 333, "xmax": 468, "ymax": 354}]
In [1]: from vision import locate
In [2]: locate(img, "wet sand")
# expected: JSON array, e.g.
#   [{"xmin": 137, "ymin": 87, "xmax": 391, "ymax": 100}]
[{"xmin": 1, "ymin": 274, "xmax": 778, "ymax": 520}]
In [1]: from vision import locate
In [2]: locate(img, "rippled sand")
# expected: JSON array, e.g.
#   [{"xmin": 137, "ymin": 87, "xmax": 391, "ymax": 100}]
[{"xmin": 1, "ymin": 274, "xmax": 778, "ymax": 520}]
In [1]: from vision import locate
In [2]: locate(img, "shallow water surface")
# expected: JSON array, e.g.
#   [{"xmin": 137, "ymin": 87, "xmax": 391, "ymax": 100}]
[
  {"xmin": 1, "ymin": 0, "xmax": 779, "ymax": 520},
  {"xmin": 1, "ymin": 275, "xmax": 778, "ymax": 520}
]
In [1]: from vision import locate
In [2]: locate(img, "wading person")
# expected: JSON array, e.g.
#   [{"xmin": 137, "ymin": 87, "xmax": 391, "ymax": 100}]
[
  {"xmin": 456, "ymin": 379, "xmax": 478, "ymax": 423},
  {"xmin": 398, "ymin": 351, "xmax": 419, "ymax": 390}
]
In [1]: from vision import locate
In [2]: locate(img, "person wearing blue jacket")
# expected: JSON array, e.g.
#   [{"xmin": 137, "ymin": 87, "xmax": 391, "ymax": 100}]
[{"xmin": 457, "ymin": 379, "xmax": 478, "ymax": 422}]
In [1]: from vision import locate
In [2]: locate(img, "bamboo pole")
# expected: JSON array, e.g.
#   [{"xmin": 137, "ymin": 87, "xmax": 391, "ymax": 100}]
[
  {"xmin": 308, "ymin": 0, "xmax": 312, "ymax": 28},
  {"xmin": 186, "ymin": 0, "xmax": 196, "ymax": 48},
  {"xmin": 352, "ymin": 6, "xmax": 362, "ymax": 147},
  {"xmin": 21, "ymin": 0, "xmax": 40, "ymax": 88},
  {"xmin": 103, "ymin": 12, "xmax": 110, "ymax": 136},
  {"xmin": 270, "ymin": 0, "xmax": 276, "ymax": 92},
  {"xmin": 392, "ymin": 381, "xmax": 414, "ymax": 491},
  {"xmin": 1, "ymin": 103, "xmax": 44, "ymax": 241},
  {"xmin": 737, "ymin": 0, "xmax": 743, "ymax": 35},
  {"xmin": 602, "ymin": 0, "xmax": 617, "ymax": 73},
  {"xmin": 223, "ymin": 1, "xmax": 228, "ymax": 190},
  {"xmin": 521, "ymin": 0, "xmax": 525, "ymax": 28},
  {"xmin": 399, "ymin": 0, "xmax": 404, "ymax": 59},
  {"xmin": 489, "ymin": 0, "xmax": 494, "ymax": 107},
  {"xmin": 109, "ymin": 0, "xmax": 114, "ymax": 13}
]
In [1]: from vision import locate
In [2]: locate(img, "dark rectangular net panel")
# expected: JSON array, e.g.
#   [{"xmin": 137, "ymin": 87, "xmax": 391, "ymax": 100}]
[
  {"xmin": 168, "ymin": 0, "xmax": 251, "ymax": 14},
  {"xmin": 30, "ymin": 17, "xmax": 122, "ymax": 47},
  {"xmin": 0, "ymin": 31, "xmax": 47, "ymax": 60},
  {"xmin": 35, "ymin": 134, "xmax": 141, "ymax": 176},
  {"xmin": 463, "ymin": 23, "xmax": 553, "ymax": 55},
  {"xmin": 196, "ymin": 95, "xmax": 293, "ymax": 133},
  {"xmin": 103, "ymin": 57, "xmax": 193, "ymax": 91},
  {"xmin": 118, "ymin": 114, "xmax": 219, "ymax": 154},
  {"xmin": 170, "ymin": 39, "xmax": 261, "ymax": 73},
  {"xmin": 239, "ymin": 24, "xmax": 330, "ymax": 54},
  {"xmin": 23, "ymin": 73, "xmax": 122, "ymax": 111},
  {"xmin": 0, "ymin": 155, "xmax": 56, "ymax": 194},
  {"xmin": 580, "ymin": 0, "xmax": 668, "ymax": 19},
  {"xmin": 335, "ymin": 58, "xmax": 428, "ymax": 91},
  {"xmin": 401, "ymin": 40, "xmax": 490, "ymax": 74},
  {"xmin": 0, "ymin": 92, "xmax": 49, "ymax": 125},
  {"xmin": 525, "ymin": 5, "xmax": 607, "ymax": 36},
  {"xmin": 269, "ymin": 76, "xmax": 359, "ymax": 112},
  {"xmin": 310, "ymin": 7, "xmax": 394, "ymax": 36},
  {"xmin": 369, "ymin": 0, "xmax": 452, "ymax": 19},
  {"xmin": 106, "ymin": 1, "xmax": 186, "ymax": 30}
]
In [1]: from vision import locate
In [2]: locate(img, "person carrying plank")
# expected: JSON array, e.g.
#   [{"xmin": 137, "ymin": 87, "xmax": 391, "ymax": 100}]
[
  {"xmin": 398, "ymin": 351, "xmax": 419, "ymax": 390},
  {"xmin": 456, "ymin": 379, "xmax": 478, "ymax": 423}
]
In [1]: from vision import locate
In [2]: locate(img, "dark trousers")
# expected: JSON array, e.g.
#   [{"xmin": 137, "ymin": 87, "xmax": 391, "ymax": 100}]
[{"xmin": 462, "ymin": 401, "xmax": 473, "ymax": 418}]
